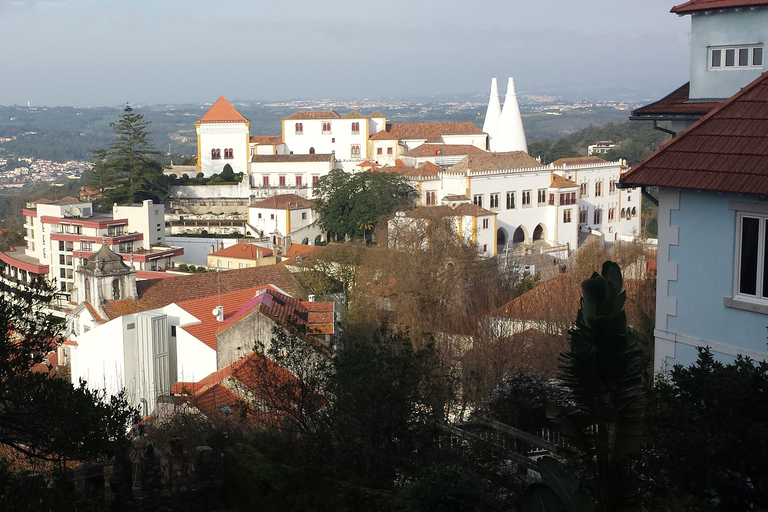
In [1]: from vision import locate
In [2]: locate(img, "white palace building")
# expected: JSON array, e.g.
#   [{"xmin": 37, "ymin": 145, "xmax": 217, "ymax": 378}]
[{"xmin": 181, "ymin": 78, "xmax": 641, "ymax": 256}]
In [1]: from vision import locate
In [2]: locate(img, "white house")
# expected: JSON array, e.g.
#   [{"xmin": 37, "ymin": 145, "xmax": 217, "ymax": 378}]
[
  {"xmin": 248, "ymin": 193, "xmax": 324, "ymax": 247},
  {"xmin": 195, "ymin": 96, "xmax": 251, "ymax": 178}
]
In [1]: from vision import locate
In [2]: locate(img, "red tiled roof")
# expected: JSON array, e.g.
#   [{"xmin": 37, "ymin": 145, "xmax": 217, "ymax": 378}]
[
  {"xmin": 370, "ymin": 122, "xmax": 484, "ymax": 143},
  {"xmin": 621, "ymin": 70, "xmax": 768, "ymax": 195},
  {"xmin": 631, "ymin": 83, "xmax": 721, "ymax": 119},
  {"xmin": 250, "ymin": 135, "xmax": 282, "ymax": 145},
  {"xmin": 671, "ymin": 0, "xmax": 768, "ymax": 14},
  {"xmin": 401, "ymin": 144, "xmax": 487, "ymax": 157},
  {"xmin": 250, "ymin": 193, "xmax": 314, "ymax": 210},
  {"xmin": 280, "ymin": 243, "xmax": 324, "ymax": 266},
  {"xmin": 445, "ymin": 151, "xmax": 541, "ymax": 174},
  {"xmin": 210, "ymin": 243, "xmax": 274, "ymax": 259},
  {"xmin": 377, "ymin": 161, "xmax": 440, "ymax": 179},
  {"xmin": 102, "ymin": 265, "xmax": 303, "ymax": 319},
  {"xmin": 136, "ymin": 270, "xmax": 179, "ymax": 280},
  {"xmin": 341, "ymin": 110, "xmax": 365, "ymax": 119},
  {"xmin": 552, "ymin": 156, "xmax": 609, "ymax": 167},
  {"xmin": 198, "ymin": 96, "xmax": 249, "ymax": 124},
  {"xmin": 283, "ymin": 110, "xmax": 341, "ymax": 120},
  {"xmin": 551, "ymin": 174, "xmax": 578, "ymax": 188}
]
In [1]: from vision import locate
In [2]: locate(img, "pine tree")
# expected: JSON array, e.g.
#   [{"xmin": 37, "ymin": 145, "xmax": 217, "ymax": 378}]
[{"xmin": 86, "ymin": 104, "xmax": 168, "ymax": 208}]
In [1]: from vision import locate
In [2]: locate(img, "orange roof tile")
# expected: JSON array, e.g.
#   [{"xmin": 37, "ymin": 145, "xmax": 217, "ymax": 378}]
[
  {"xmin": 401, "ymin": 144, "xmax": 487, "ymax": 157},
  {"xmin": 210, "ymin": 243, "xmax": 273, "ymax": 259},
  {"xmin": 551, "ymin": 174, "xmax": 578, "ymax": 188},
  {"xmin": 631, "ymin": 82, "xmax": 720, "ymax": 119},
  {"xmin": 250, "ymin": 135, "xmax": 282, "ymax": 145},
  {"xmin": 102, "ymin": 265, "xmax": 303, "ymax": 319},
  {"xmin": 283, "ymin": 110, "xmax": 341, "ymax": 120},
  {"xmin": 250, "ymin": 193, "xmax": 314, "ymax": 210},
  {"xmin": 370, "ymin": 122, "xmax": 484, "ymax": 143},
  {"xmin": 552, "ymin": 156, "xmax": 608, "ymax": 167},
  {"xmin": 251, "ymin": 154, "xmax": 333, "ymax": 163},
  {"xmin": 445, "ymin": 151, "xmax": 540, "ymax": 174},
  {"xmin": 198, "ymin": 96, "xmax": 249, "ymax": 124}
]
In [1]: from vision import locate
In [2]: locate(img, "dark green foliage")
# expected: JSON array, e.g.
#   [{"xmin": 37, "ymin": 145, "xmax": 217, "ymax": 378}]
[
  {"xmin": 313, "ymin": 169, "xmax": 416, "ymax": 241},
  {"xmin": 484, "ymin": 373, "xmax": 570, "ymax": 434},
  {"xmin": 522, "ymin": 457, "xmax": 595, "ymax": 512},
  {"xmin": 401, "ymin": 463, "xmax": 501, "ymax": 512},
  {"xmin": 528, "ymin": 121, "xmax": 670, "ymax": 166},
  {"xmin": 0, "ymin": 279, "xmax": 138, "ymax": 461},
  {"xmin": 250, "ymin": 324, "xmax": 451, "ymax": 490},
  {"xmin": 641, "ymin": 348, "xmax": 768, "ymax": 510},
  {"xmin": 84, "ymin": 105, "xmax": 168, "ymax": 208},
  {"xmin": 552, "ymin": 261, "xmax": 646, "ymax": 512}
]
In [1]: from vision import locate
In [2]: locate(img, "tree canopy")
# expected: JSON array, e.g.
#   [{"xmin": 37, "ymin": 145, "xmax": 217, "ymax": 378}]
[
  {"xmin": 0, "ymin": 279, "xmax": 137, "ymax": 461},
  {"xmin": 313, "ymin": 169, "xmax": 416, "ymax": 241},
  {"xmin": 84, "ymin": 104, "xmax": 169, "ymax": 208}
]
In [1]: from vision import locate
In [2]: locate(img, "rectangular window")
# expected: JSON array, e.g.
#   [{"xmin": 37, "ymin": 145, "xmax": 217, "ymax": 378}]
[
  {"xmin": 579, "ymin": 209, "xmax": 587, "ymax": 224},
  {"xmin": 580, "ymin": 182, "xmax": 588, "ymax": 197},
  {"xmin": 595, "ymin": 181, "xmax": 603, "ymax": 197},
  {"xmin": 522, "ymin": 190, "xmax": 532, "ymax": 207},
  {"xmin": 594, "ymin": 208, "xmax": 602, "ymax": 224},
  {"xmin": 262, "ymin": 175, "xmax": 269, "ymax": 187},
  {"xmin": 377, "ymin": 148, "xmax": 383, "ymax": 155},
  {"xmin": 736, "ymin": 213, "xmax": 768, "ymax": 299},
  {"xmin": 482, "ymin": 218, "xmax": 489, "ymax": 229},
  {"xmin": 710, "ymin": 44, "xmax": 764, "ymax": 69},
  {"xmin": 58, "ymin": 241, "xmax": 65, "ymax": 251},
  {"xmin": 296, "ymin": 176, "xmax": 302, "ymax": 187},
  {"xmin": 81, "ymin": 242, "xmax": 92, "ymax": 252},
  {"xmin": 506, "ymin": 191, "xmax": 515, "ymax": 209},
  {"xmin": 312, "ymin": 175, "xmax": 319, "ymax": 186},
  {"xmin": 270, "ymin": 214, "xmax": 275, "ymax": 220},
  {"xmin": 302, "ymin": 212, "xmax": 307, "ymax": 220},
  {"xmin": 489, "ymin": 193, "xmax": 499, "ymax": 209},
  {"xmin": 279, "ymin": 176, "xmax": 286, "ymax": 187},
  {"xmin": 387, "ymin": 147, "xmax": 393, "ymax": 155},
  {"xmin": 473, "ymin": 194, "xmax": 483, "ymax": 208},
  {"xmin": 609, "ymin": 180, "xmax": 617, "ymax": 194},
  {"xmin": 537, "ymin": 189, "xmax": 547, "ymax": 205},
  {"xmin": 563, "ymin": 209, "xmax": 572, "ymax": 223}
]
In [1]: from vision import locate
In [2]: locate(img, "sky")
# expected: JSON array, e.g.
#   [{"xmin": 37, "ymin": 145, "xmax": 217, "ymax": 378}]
[{"xmin": 0, "ymin": 0, "xmax": 691, "ymax": 107}]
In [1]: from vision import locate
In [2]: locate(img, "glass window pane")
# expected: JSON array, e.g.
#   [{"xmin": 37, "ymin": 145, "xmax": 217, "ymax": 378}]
[
  {"xmin": 739, "ymin": 48, "xmax": 750, "ymax": 66},
  {"xmin": 726, "ymin": 49, "xmax": 736, "ymax": 66},
  {"xmin": 763, "ymin": 219, "xmax": 768, "ymax": 298},
  {"xmin": 712, "ymin": 49, "xmax": 721, "ymax": 67},
  {"xmin": 754, "ymin": 47, "xmax": 763, "ymax": 67},
  {"xmin": 740, "ymin": 216, "xmax": 759, "ymax": 295}
]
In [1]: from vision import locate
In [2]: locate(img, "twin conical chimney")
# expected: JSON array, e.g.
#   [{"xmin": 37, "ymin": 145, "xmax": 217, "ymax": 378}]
[
  {"xmin": 482, "ymin": 78, "xmax": 501, "ymax": 152},
  {"xmin": 483, "ymin": 77, "xmax": 528, "ymax": 153}
]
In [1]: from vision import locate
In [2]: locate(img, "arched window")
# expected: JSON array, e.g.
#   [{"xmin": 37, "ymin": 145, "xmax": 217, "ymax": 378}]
[
  {"xmin": 224, "ymin": 148, "xmax": 233, "ymax": 159},
  {"xmin": 351, "ymin": 122, "xmax": 360, "ymax": 134},
  {"xmin": 631, "ymin": 207, "xmax": 637, "ymax": 217},
  {"xmin": 295, "ymin": 123, "xmax": 303, "ymax": 135},
  {"xmin": 112, "ymin": 279, "xmax": 121, "ymax": 301},
  {"xmin": 322, "ymin": 122, "xmax": 331, "ymax": 134},
  {"xmin": 211, "ymin": 148, "xmax": 221, "ymax": 159},
  {"xmin": 309, "ymin": 147, "xmax": 315, "ymax": 155}
]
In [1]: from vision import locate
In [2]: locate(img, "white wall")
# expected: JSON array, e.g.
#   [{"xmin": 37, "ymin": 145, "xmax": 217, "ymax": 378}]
[
  {"xmin": 196, "ymin": 122, "xmax": 250, "ymax": 177},
  {"xmin": 283, "ymin": 117, "xmax": 369, "ymax": 161},
  {"xmin": 114, "ymin": 199, "xmax": 165, "ymax": 248},
  {"xmin": 70, "ymin": 317, "xmax": 126, "ymax": 402},
  {"xmin": 171, "ymin": 182, "xmax": 251, "ymax": 199}
]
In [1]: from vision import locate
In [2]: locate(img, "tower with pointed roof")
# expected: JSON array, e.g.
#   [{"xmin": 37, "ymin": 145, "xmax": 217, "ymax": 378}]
[
  {"xmin": 195, "ymin": 96, "xmax": 251, "ymax": 178},
  {"xmin": 482, "ymin": 78, "xmax": 502, "ymax": 151},
  {"xmin": 75, "ymin": 241, "xmax": 137, "ymax": 317},
  {"xmin": 494, "ymin": 77, "xmax": 528, "ymax": 153}
]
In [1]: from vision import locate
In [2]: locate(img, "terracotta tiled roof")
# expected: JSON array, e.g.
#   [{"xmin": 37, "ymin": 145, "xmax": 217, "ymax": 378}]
[
  {"xmin": 631, "ymin": 83, "xmax": 721, "ymax": 119},
  {"xmin": 369, "ymin": 111, "xmax": 386, "ymax": 118},
  {"xmin": 441, "ymin": 194, "xmax": 470, "ymax": 202},
  {"xmin": 83, "ymin": 301, "xmax": 107, "ymax": 324},
  {"xmin": 198, "ymin": 96, "xmax": 249, "ymax": 124},
  {"xmin": 491, "ymin": 275, "xmax": 582, "ymax": 321},
  {"xmin": 283, "ymin": 110, "xmax": 341, "ymax": 120},
  {"xmin": 376, "ymin": 162, "xmax": 439, "ymax": 178},
  {"xmin": 401, "ymin": 144, "xmax": 487, "ymax": 157},
  {"xmin": 551, "ymin": 174, "xmax": 578, "ymax": 188},
  {"xmin": 341, "ymin": 110, "xmax": 365, "ymax": 119},
  {"xmin": 621, "ymin": 71, "xmax": 768, "ymax": 195},
  {"xmin": 210, "ymin": 243, "xmax": 274, "ymax": 259},
  {"xmin": 178, "ymin": 288, "xmax": 265, "ymax": 350},
  {"xmin": 250, "ymin": 193, "xmax": 314, "ymax": 210},
  {"xmin": 370, "ymin": 122, "xmax": 484, "ymax": 143},
  {"xmin": 280, "ymin": 243, "xmax": 324, "ymax": 266},
  {"xmin": 250, "ymin": 135, "xmax": 282, "ymax": 145},
  {"xmin": 671, "ymin": 0, "xmax": 768, "ymax": 14},
  {"xmin": 356, "ymin": 160, "xmax": 379, "ymax": 169},
  {"xmin": 102, "ymin": 265, "xmax": 303, "ymax": 319},
  {"xmin": 445, "ymin": 151, "xmax": 541, "ymax": 174},
  {"xmin": 552, "ymin": 156, "xmax": 608, "ymax": 167},
  {"xmin": 251, "ymin": 154, "xmax": 333, "ymax": 163}
]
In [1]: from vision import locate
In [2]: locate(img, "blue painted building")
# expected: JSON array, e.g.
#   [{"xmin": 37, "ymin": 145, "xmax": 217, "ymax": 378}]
[{"xmin": 622, "ymin": 71, "xmax": 768, "ymax": 371}]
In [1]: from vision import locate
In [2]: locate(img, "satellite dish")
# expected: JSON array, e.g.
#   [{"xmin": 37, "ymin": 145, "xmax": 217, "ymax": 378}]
[{"xmin": 69, "ymin": 206, "xmax": 81, "ymax": 217}]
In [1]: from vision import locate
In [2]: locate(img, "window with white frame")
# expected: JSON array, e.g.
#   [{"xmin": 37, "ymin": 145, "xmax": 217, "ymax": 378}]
[
  {"xmin": 489, "ymin": 193, "xmax": 499, "ymax": 209},
  {"xmin": 537, "ymin": 189, "xmax": 547, "ymax": 205},
  {"xmin": 563, "ymin": 209, "xmax": 572, "ymax": 223},
  {"xmin": 482, "ymin": 218, "xmax": 489, "ymax": 229},
  {"xmin": 351, "ymin": 145, "xmax": 361, "ymax": 158},
  {"xmin": 710, "ymin": 45, "xmax": 764, "ymax": 70},
  {"xmin": 736, "ymin": 212, "xmax": 768, "ymax": 300},
  {"xmin": 473, "ymin": 194, "xmax": 483, "ymax": 207}
]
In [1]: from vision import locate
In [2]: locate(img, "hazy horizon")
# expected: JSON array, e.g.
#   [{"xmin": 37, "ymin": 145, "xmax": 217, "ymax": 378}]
[{"xmin": 1, "ymin": 0, "xmax": 690, "ymax": 108}]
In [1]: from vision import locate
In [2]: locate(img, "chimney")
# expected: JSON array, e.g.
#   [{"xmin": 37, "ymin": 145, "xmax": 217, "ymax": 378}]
[
  {"xmin": 496, "ymin": 77, "xmax": 528, "ymax": 153},
  {"xmin": 482, "ymin": 77, "xmax": 501, "ymax": 152}
]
